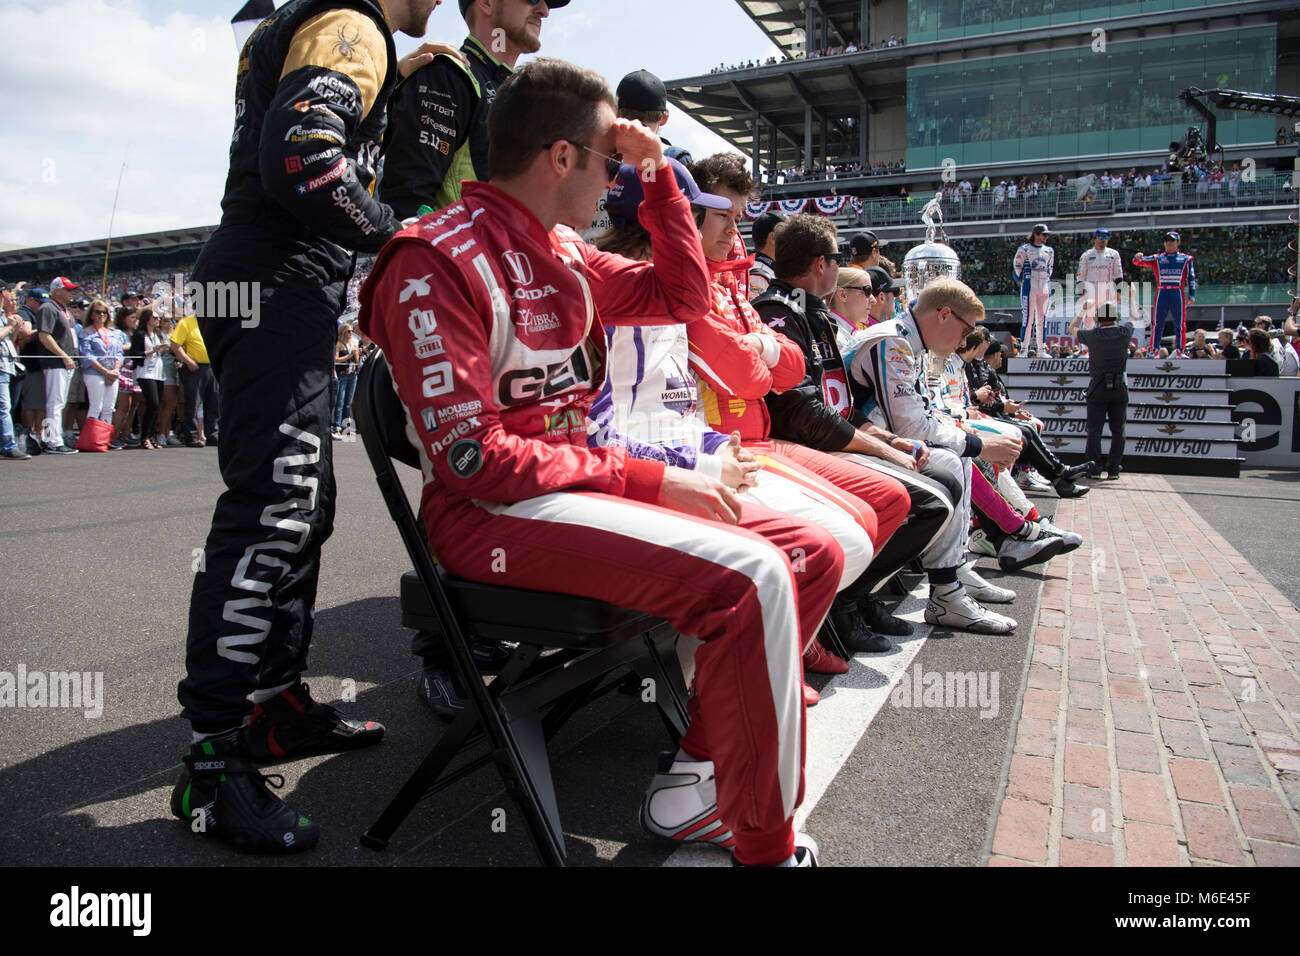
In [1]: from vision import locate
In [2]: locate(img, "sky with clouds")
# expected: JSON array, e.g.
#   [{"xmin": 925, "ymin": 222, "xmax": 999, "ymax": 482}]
[{"xmin": 0, "ymin": 0, "xmax": 781, "ymax": 250}]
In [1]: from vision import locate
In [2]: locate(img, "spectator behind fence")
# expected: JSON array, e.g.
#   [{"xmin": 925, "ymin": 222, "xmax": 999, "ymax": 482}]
[
  {"xmin": 135, "ymin": 308, "xmax": 169, "ymax": 448},
  {"xmin": 332, "ymin": 322, "xmax": 360, "ymax": 439},
  {"xmin": 155, "ymin": 315, "xmax": 183, "ymax": 446},
  {"xmin": 1, "ymin": 287, "xmax": 32, "ymax": 459},
  {"xmin": 112, "ymin": 306, "xmax": 143, "ymax": 449},
  {"xmin": 1248, "ymin": 328, "xmax": 1280, "ymax": 376},
  {"xmin": 80, "ymin": 300, "xmax": 123, "ymax": 426}
]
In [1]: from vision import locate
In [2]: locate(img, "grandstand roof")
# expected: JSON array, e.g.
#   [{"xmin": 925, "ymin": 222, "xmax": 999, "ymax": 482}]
[
  {"xmin": 0, "ymin": 224, "xmax": 215, "ymax": 270},
  {"xmin": 734, "ymin": 0, "xmax": 865, "ymax": 57}
]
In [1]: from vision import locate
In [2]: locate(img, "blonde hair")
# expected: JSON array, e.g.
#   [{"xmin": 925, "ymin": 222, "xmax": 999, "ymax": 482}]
[
  {"xmin": 835, "ymin": 266, "xmax": 871, "ymax": 291},
  {"xmin": 915, "ymin": 277, "xmax": 984, "ymax": 322}
]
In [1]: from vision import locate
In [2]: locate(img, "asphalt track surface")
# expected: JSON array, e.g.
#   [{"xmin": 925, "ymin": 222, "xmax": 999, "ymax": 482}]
[{"xmin": 0, "ymin": 443, "xmax": 1290, "ymax": 867}]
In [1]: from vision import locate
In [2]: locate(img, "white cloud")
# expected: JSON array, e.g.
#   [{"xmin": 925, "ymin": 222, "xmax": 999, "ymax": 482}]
[
  {"xmin": 0, "ymin": 0, "xmax": 238, "ymax": 247},
  {"xmin": 2, "ymin": 0, "xmax": 781, "ymax": 249}
]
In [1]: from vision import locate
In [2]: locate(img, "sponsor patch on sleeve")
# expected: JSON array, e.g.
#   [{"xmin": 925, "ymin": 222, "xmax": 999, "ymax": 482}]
[{"xmin": 448, "ymin": 439, "xmax": 482, "ymax": 478}]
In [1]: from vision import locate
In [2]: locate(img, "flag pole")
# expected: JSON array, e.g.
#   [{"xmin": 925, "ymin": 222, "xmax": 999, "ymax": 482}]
[{"xmin": 101, "ymin": 156, "xmax": 128, "ymax": 300}]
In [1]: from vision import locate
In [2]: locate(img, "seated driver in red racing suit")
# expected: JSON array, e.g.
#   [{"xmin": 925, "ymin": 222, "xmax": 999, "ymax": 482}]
[{"xmin": 361, "ymin": 59, "xmax": 836, "ymax": 866}]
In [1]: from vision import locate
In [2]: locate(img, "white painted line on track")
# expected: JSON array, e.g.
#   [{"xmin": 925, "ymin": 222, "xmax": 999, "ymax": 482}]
[{"xmin": 664, "ymin": 579, "xmax": 934, "ymax": 867}]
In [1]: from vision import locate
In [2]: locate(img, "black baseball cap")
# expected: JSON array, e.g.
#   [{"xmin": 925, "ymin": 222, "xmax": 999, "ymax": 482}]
[
  {"xmin": 617, "ymin": 69, "xmax": 667, "ymax": 113},
  {"xmin": 1032, "ymin": 223, "xmax": 1049, "ymax": 235},
  {"xmin": 850, "ymin": 231, "xmax": 884, "ymax": 258},
  {"xmin": 122, "ymin": 289, "xmax": 142, "ymax": 301},
  {"xmin": 461, "ymin": 0, "xmax": 570, "ymax": 11},
  {"xmin": 865, "ymin": 266, "xmax": 904, "ymax": 296},
  {"xmin": 1097, "ymin": 302, "xmax": 1120, "ymax": 322},
  {"xmin": 751, "ymin": 210, "xmax": 786, "ymax": 249}
]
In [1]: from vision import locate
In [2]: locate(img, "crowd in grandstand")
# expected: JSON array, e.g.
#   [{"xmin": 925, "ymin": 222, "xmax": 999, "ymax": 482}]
[
  {"xmin": 770, "ymin": 159, "xmax": 906, "ymax": 183},
  {"xmin": 708, "ymin": 36, "xmax": 904, "ymax": 73}
]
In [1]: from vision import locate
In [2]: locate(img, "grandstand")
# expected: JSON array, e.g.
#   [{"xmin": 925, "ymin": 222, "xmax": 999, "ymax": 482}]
[{"xmin": 668, "ymin": 0, "xmax": 1300, "ymax": 199}]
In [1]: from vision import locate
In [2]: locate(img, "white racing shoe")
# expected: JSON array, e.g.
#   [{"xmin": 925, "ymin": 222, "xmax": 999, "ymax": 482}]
[
  {"xmin": 967, "ymin": 528, "xmax": 997, "ymax": 557},
  {"xmin": 925, "ymin": 582, "xmax": 1017, "ymax": 634},
  {"xmin": 997, "ymin": 529, "xmax": 1066, "ymax": 571},
  {"xmin": 640, "ymin": 752, "xmax": 735, "ymax": 849},
  {"xmin": 1017, "ymin": 468, "xmax": 1054, "ymax": 493},
  {"xmin": 732, "ymin": 831, "xmax": 820, "ymax": 867},
  {"xmin": 958, "ymin": 560, "xmax": 1016, "ymax": 604},
  {"xmin": 1036, "ymin": 518, "xmax": 1082, "ymax": 553}
]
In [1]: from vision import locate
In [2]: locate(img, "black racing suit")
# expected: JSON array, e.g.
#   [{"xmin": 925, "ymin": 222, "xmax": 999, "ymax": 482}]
[
  {"xmin": 378, "ymin": 34, "xmax": 512, "ymax": 219},
  {"xmin": 964, "ymin": 356, "xmax": 1070, "ymax": 480},
  {"xmin": 752, "ymin": 280, "xmax": 949, "ymax": 594},
  {"xmin": 180, "ymin": 0, "xmax": 400, "ymax": 733}
]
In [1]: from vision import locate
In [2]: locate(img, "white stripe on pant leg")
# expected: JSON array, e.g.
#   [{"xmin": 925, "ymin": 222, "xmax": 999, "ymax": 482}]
[
  {"xmin": 831, "ymin": 450, "xmax": 956, "ymax": 558},
  {"xmin": 887, "ymin": 447, "xmax": 968, "ymax": 570},
  {"xmin": 997, "ymin": 467, "xmax": 1033, "ymax": 516},
  {"xmin": 495, "ymin": 491, "xmax": 805, "ymax": 819},
  {"xmin": 740, "ymin": 471, "xmax": 872, "ymax": 589}
]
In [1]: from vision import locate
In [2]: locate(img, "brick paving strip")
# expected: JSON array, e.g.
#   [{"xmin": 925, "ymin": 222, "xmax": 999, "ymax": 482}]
[{"xmin": 985, "ymin": 473, "xmax": 1300, "ymax": 866}]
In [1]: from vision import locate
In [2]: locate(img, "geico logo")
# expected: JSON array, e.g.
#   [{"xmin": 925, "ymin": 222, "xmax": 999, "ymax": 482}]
[
  {"xmin": 513, "ymin": 285, "xmax": 559, "ymax": 301},
  {"xmin": 430, "ymin": 417, "xmax": 479, "ymax": 455},
  {"xmin": 331, "ymin": 185, "xmax": 377, "ymax": 235},
  {"xmin": 497, "ymin": 348, "xmax": 591, "ymax": 404}
]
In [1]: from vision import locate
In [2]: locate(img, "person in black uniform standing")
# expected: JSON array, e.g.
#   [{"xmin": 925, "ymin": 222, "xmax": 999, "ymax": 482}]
[
  {"xmin": 172, "ymin": 0, "xmax": 447, "ymax": 855},
  {"xmin": 380, "ymin": 0, "xmax": 571, "ymax": 219},
  {"xmin": 1072, "ymin": 301, "xmax": 1133, "ymax": 480}
]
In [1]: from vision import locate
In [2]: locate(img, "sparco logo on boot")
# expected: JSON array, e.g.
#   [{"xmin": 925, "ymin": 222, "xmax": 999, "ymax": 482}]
[{"xmin": 331, "ymin": 185, "xmax": 377, "ymax": 236}]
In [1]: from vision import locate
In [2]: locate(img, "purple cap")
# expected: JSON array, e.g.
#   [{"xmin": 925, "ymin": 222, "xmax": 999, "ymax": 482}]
[{"xmin": 606, "ymin": 157, "xmax": 731, "ymax": 227}]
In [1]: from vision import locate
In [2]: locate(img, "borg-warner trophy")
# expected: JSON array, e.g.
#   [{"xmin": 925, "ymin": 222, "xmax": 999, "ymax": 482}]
[{"xmin": 902, "ymin": 193, "xmax": 961, "ymax": 301}]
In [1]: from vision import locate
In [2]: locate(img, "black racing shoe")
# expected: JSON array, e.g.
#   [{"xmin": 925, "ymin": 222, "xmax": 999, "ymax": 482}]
[
  {"xmin": 859, "ymin": 598, "xmax": 915, "ymax": 637},
  {"xmin": 244, "ymin": 680, "xmax": 385, "ymax": 761},
  {"xmin": 1053, "ymin": 478, "xmax": 1090, "ymax": 498},
  {"xmin": 170, "ymin": 735, "xmax": 319, "ymax": 854},
  {"xmin": 1062, "ymin": 461, "xmax": 1095, "ymax": 481},
  {"xmin": 830, "ymin": 602, "xmax": 891, "ymax": 653},
  {"xmin": 416, "ymin": 665, "xmax": 467, "ymax": 722}
]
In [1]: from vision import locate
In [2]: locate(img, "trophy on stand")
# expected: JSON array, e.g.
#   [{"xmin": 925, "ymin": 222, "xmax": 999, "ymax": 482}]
[{"xmin": 902, "ymin": 192, "xmax": 961, "ymax": 302}]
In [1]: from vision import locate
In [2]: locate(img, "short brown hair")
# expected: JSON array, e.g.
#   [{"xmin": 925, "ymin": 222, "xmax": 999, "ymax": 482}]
[
  {"xmin": 915, "ymin": 277, "xmax": 985, "ymax": 323},
  {"xmin": 487, "ymin": 58, "xmax": 616, "ymax": 181},
  {"xmin": 772, "ymin": 214, "xmax": 837, "ymax": 280},
  {"xmin": 688, "ymin": 152, "xmax": 757, "ymax": 202},
  {"xmin": 1249, "ymin": 328, "xmax": 1273, "ymax": 356},
  {"xmin": 593, "ymin": 221, "xmax": 653, "ymax": 261},
  {"xmin": 617, "ymin": 107, "xmax": 667, "ymax": 127}
]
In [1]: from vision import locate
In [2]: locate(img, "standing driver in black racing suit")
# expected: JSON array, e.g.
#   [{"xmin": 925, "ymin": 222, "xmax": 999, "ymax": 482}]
[{"xmin": 171, "ymin": 0, "xmax": 454, "ymax": 855}]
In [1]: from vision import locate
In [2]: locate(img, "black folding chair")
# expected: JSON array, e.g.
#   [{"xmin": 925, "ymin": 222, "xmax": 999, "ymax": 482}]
[{"xmin": 354, "ymin": 352, "xmax": 690, "ymax": 866}]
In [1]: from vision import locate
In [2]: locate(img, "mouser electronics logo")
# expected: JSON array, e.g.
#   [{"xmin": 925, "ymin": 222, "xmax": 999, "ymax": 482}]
[{"xmin": 331, "ymin": 185, "xmax": 377, "ymax": 236}]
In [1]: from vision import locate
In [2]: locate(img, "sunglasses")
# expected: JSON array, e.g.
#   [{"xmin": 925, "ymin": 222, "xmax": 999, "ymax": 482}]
[
  {"xmin": 91, "ymin": 309, "xmax": 108, "ymax": 316},
  {"xmin": 542, "ymin": 140, "xmax": 623, "ymax": 181},
  {"xmin": 948, "ymin": 307, "xmax": 976, "ymax": 334}
]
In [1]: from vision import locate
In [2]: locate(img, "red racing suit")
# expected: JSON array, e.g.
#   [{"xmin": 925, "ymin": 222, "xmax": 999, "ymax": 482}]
[{"xmin": 360, "ymin": 173, "xmax": 841, "ymax": 866}]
